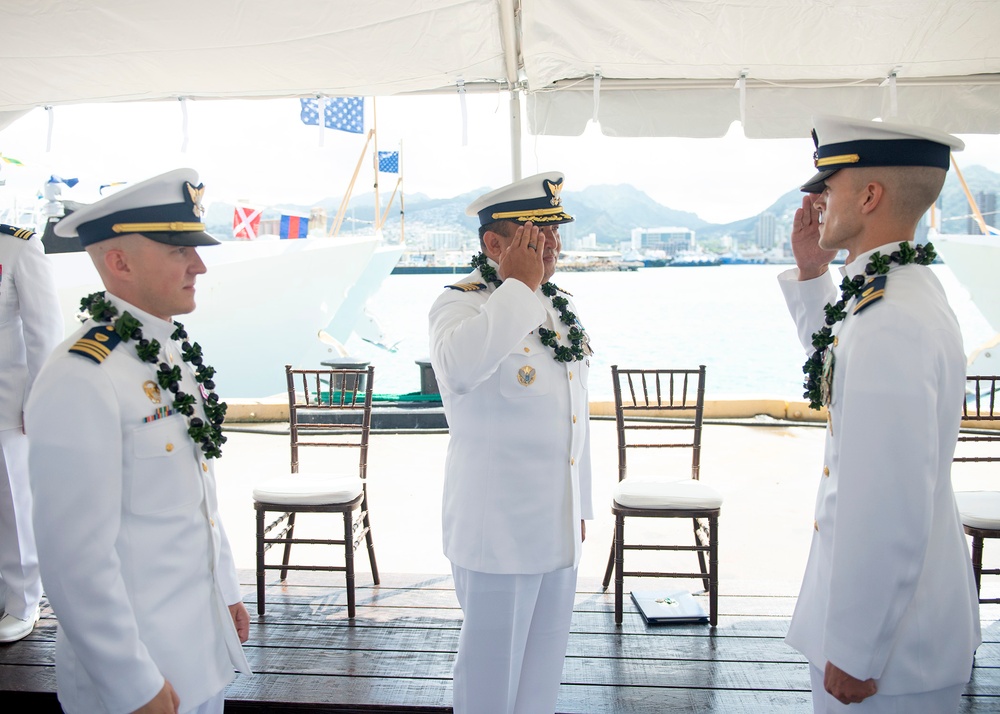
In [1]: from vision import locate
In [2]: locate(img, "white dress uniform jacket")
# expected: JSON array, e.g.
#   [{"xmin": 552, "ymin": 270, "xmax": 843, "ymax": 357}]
[
  {"xmin": 429, "ymin": 266, "xmax": 594, "ymax": 574},
  {"xmin": 0, "ymin": 230, "xmax": 62, "ymax": 429},
  {"xmin": 778, "ymin": 243, "xmax": 980, "ymax": 696},
  {"xmin": 26, "ymin": 295, "xmax": 251, "ymax": 714}
]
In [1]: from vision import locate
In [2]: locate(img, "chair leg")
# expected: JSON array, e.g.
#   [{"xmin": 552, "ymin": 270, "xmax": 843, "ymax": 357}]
[
  {"xmin": 363, "ymin": 509, "xmax": 380, "ymax": 585},
  {"xmin": 693, "ymin": 517, "xmax": 710, "ymax": 593},
  {"xmin": 279, "ymin": 512, "xmax": 296, "ymax": 581},
  {"xmin": 602, "ymin": 530, "xmax": 616, "ymax": 590},
  {"xmin": 708, "ymin": 515, "xmax": 719, "ymax": 628},
  {"xmin": 255, "ymin": 506, "xmax": 266, "ymax": 617},
  {"xmin": 614, "ymin": 514, "xmax": 625, "ymax": 626},
  {"xmin": 972, "ymin": 536, "xmax": 984, "ymax": 598},
  {"xmin": 344, "ymin": 512, "xmax": 356, "ymax": 619}
]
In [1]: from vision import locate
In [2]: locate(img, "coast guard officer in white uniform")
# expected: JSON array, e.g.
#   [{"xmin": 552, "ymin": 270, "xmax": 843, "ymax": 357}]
[
  {"xmin": 429, "ymin": 172, "xmax": 593, "ymax": 714},
  {"xmin": 0, "ymin": 222, "xmax": 62, "ymax": 643},
  {"xmin": 778, "ymin": 116, "xmax": 980, "ymax": 712},
  {"xmin": 26, "ymin": 169, "xmax": 251, "ymax": 714}
]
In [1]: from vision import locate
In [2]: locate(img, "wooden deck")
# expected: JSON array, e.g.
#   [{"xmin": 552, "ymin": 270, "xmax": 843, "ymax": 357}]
[{"xmin": 3, "ymin": 570, "xmax": 999, "ymax": 712}]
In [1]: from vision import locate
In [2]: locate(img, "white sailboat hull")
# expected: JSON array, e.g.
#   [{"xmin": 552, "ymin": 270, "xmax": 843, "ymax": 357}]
[{"xmin": 50, "ymin": 235, "xmax": 387, "ymax": 398}]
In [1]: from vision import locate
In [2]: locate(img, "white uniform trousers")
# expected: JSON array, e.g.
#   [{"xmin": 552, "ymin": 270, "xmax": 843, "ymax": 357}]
[
  {"xmin": 809, "ymin": 665, "xmax": 964, "ymax": 714},
  {"xmin": 0, "ymin": 427, "xmax": 41, "ymax": 619},
  {"xmin": 451, "ymin": 564, "xmax": 578, "ymax": 714}
]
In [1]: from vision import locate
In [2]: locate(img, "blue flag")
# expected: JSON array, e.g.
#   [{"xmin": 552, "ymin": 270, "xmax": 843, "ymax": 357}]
[
  {"xmin": 279, "ymin": 214, "xmax": 309, "ymax": 239},
  {"xmin": 378, "ymin": 151, "xmax": 399, "ymax": 173},
  {"xmin": 299, "ymin": 97, "xmax": 364, "ymax": 134}
]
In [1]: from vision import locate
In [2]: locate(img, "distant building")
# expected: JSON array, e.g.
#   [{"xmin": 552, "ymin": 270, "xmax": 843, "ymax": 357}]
[
  {"xmin": 756, "ymin": 212, "xmax": 777, "ymax": 251},
  {"xmin": 967, "ymin": 191, "xmax": 997, "ymax": 234},
  {"xmin": 426, "ymin": 229, "xmax": 465, "ymax": 251},
  {"xmin": 565, "ymin": 232, "xmax": 598, "ymax": 250},
  {"xmin": 630, "ymin": 226, "xmax": 695, "ymax": 257}
]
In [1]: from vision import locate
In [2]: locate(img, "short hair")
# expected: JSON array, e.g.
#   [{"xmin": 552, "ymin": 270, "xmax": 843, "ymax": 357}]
[
  {"xmin": 478, "ymin": 219, "xmax": 517, "ymax": 251},
  {"xmin": 851, "ymin": 166, "xmax": 946, "ymax": 225}
]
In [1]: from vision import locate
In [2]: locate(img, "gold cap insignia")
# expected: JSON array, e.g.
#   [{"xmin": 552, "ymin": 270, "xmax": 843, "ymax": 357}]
[{"xmin": 185, "ymin": 181, "xmax": 206, "ymax": 218}]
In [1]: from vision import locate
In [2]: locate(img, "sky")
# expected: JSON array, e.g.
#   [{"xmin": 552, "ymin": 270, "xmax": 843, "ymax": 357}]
[{"xmin": 3, "ymin": 93, "xmax": 1000, "ymax": 226}]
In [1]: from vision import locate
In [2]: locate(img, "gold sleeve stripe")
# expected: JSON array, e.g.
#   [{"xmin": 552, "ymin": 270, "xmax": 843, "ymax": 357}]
[{"xmin": 853, "ymin": 290, "xmax": 885, "ymax": 313}]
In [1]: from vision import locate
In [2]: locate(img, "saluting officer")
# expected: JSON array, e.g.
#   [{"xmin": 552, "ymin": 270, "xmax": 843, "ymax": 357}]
[
  {"xmin": 0, "ymin": 222, "xmax": 62, "ymax": 643},
  {"xmin": 429, "ymin": 172, "xmax": 593, "ymax": 714},
  {"xmin": 26, "ymin": 169, "xmax": 251, "ymax": 714},
  {"xmin": 779, "ymin": 116, "xmax": 980, "ymax": 713}
]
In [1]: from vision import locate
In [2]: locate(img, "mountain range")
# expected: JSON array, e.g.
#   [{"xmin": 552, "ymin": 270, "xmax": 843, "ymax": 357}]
[{"xmin": 206, "ymin": 165, "xmax": 1000, "ymax": 245}]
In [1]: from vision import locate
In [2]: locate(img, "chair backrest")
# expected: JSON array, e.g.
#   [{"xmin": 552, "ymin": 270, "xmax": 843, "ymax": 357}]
[
  {"xmin": 284, "ymin": 364, "xmax": 375, "ymax": 478},
  {"xmin": 611, "ymin": 365, "xmax": 706, "ymax": 482},
  {"xmin": 956, "ymin": 375, "xmax": 1000, "ymax": 464}
]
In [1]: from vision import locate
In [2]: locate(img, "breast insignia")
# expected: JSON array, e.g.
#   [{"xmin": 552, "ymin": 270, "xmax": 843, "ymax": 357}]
[
  {"xmin": 68, "ymin": 325, "xmax": 122, "ymax": 363},
  {"xmin": 0, "ymin": 224, "xmax": 35, "ymax": 240},
  {"xmin": 852, "ymin": 275, "xmax": 887, "ymax": 315},
  {"xmin": 445, "ymin": 282, "xmax": 487, "ymax": 292}
]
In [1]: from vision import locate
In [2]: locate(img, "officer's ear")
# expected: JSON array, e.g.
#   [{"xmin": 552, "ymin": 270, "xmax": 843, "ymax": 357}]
[{"xmin": 482, "ymin": 229, "xmax": 506, "ymax": 261}]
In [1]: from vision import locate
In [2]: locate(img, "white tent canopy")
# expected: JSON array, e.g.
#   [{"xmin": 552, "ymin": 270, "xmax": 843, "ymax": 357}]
[{"xmin": 3, "ymin": 0, "xmax": 1000, "ymax": 139}]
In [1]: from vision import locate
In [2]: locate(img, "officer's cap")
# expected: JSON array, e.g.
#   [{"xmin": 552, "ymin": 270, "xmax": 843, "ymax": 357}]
[
  {"xmin": 466, "ymin": 171, "xmax": 574, "ymax": 227},
  {"xmin": 801, "ymin": 115, "xmax": 964, "ymax": 194},
  {"xmin": 55, "ymin": 168, "xmax": 219, "ymax": 247}
]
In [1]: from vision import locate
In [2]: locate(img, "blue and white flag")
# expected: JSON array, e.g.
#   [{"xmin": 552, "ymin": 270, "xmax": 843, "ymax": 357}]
[
  {"xmin": 378, "ymin": 150, "xmax": 399, "ymax": 173},
  {"xmin": 299, "ymin": 97, "xmax": 364, "ymax": 134}
]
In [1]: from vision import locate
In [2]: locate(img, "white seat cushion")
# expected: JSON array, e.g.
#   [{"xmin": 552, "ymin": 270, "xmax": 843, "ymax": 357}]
[
  {"xmin": 613, "ymin": 478, "xmax": 723, "ymax": 510},
  {"xmin": 253, "ymin": 473, "xmax": 363, "ymax": 506},
  {"xmin": 955, "ymin": 491, "xmax": 1000, "ymax": 530}
]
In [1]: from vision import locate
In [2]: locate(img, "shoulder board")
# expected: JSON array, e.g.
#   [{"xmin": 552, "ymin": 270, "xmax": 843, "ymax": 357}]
[
  {"xmin": 445, "ymin": 282, "xmax": 487, "ymax": 292},
  {"xmin": 853, "ymin": 274, "xmax": 887, "ymax": 315},
  {"xmin": 68, "ymin": 325, "xmax": 122, "ymax": 364},
  {"xmin": 557, "ymin": 286, "xmax": 574, "ymax": 296},
  {"xmin": 0, "ymin": 224, "xmax": 35, "ymax": 240}
]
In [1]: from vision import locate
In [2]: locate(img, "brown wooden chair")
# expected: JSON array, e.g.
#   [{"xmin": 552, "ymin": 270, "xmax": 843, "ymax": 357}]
[
  {"xmin": 953, "ymin": 375, "xmax": 1000, "ymax": 604},
  {"xmin": 253, "ymin": 364, "xmax": 379, "ymax": 618},
  {"xmin": 602, "ymin": 365, "xmax": 722, "ymax": 626}
]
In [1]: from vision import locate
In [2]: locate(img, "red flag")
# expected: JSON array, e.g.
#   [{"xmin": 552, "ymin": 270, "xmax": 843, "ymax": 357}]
[{"xmin": 233, "ymin": 205, "xmax": 263, "ymax": 240}]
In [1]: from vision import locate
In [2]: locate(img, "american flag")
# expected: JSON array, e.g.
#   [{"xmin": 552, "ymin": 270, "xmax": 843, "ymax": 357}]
[
  {"xmin": 378, "ymin": 151, "xmax": 399, "ymax": 173},
  {"xmin": 299, "ymin": 97, "xmax": 364, "ymax": 134}
]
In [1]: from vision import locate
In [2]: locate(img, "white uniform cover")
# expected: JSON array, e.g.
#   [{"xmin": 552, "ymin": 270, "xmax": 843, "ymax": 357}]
[
  {"xmin": 778, "ymin": 244, "xmax": 980, "ymax": 696},
  {"xmin": 26, "ymin": 294, "xmax": 251, "ymax": 714},
  {"xmin": 429, "ymin": 268, "xmax": 593, "ymax": 574}
]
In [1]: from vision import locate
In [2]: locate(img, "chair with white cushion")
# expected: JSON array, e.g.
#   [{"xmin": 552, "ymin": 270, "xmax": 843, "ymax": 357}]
[
  {"xmin": 253, "ymin": 364, "xmax": 379, "ymax": 618},
  {"xmin": 953, "ymin": 375, "xmax": 1000, "ymax": 604},
  {"xmin": 602, "ymin": 365, "xmax": 722, "ymax": 626}
]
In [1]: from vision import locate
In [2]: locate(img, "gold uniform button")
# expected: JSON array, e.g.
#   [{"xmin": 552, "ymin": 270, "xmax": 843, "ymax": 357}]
[
  {"xmin": 813, "ymin": 520, "xmax": 819, "ymax": 532},
  {"xmin": 524, "ymin": 347, "xmax": 530, "ymax": 353},
  {"xmin": 165, "ymin": 443, "xmax": 174, "ymax": 452},
  {"xmin": 823, "ymin": 466, "xmax": 830, "ymax": 477},
  {"xmin": 210, "ymin": 518, "xmax": 216, "ymax": 527},
  {"xmin": 569, "ymin": 372, "xmax": 573, "ymax": 381},
  {"xmin": 833, "ymin": 336, "xmax": 839, "ymax": 347},
  {"xmin": 572, "ymin": 415, "xmax": 577, "ymax": 424},
  {"xmin": 571, "ymin": 458, "xmax": 575, "ymax": 466},
  {"xmin": 202, "ymin": 462, "xmax": 208, "ymax": 472}
]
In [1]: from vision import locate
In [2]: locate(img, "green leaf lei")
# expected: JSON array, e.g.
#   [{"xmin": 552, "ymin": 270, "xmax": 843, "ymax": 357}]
[
  {"xmin": 80, "ymin": 291, "xmax": 228, "ymax": 459},
  {"xmin": 802, "ymin": 241, "xmax": 936, "ymax": 410},
  {"xmin": 470, "ymin": 252, "xmax": 590, "ymax": 362}
]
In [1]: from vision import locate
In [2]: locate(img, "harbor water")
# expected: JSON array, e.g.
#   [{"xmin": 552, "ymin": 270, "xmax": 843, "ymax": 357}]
[{"xmin": 332, "ymin": 263, "xmax": 996, "ymax": 402}]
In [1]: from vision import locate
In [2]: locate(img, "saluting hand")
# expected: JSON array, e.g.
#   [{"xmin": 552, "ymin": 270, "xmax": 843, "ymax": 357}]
[
  {"xmin": 791, "ymin": 195, "xmax": 836, "ymax": 281},
  {"xmin": 497, "ymin": 221, "xmax": 545, "ymax": 292}
]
